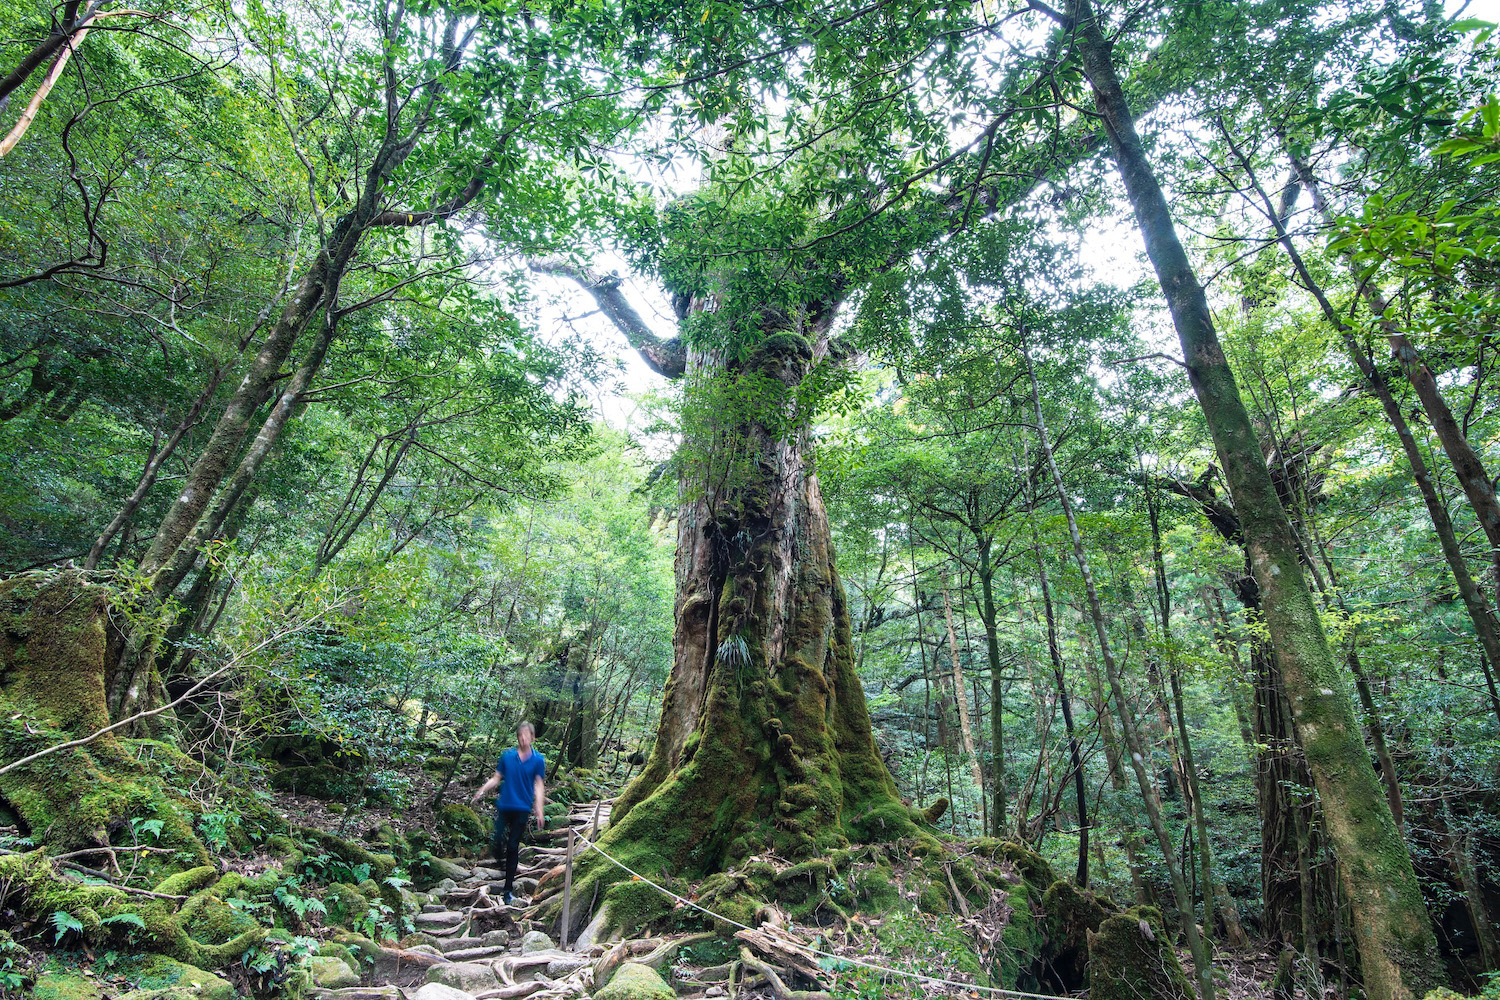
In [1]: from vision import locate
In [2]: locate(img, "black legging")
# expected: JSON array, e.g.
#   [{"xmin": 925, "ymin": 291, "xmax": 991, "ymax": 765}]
[{"xmin": 491, "ymin": 809, "xmax": 530, "ymax": 892}]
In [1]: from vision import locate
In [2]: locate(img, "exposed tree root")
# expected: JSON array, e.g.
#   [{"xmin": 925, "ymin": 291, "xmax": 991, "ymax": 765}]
[{"xmin": 738, "ymin": 945, "xmax": 835, "ymax": 1000}]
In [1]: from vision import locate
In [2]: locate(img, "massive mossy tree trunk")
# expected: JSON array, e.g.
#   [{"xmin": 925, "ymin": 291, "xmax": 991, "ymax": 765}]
[
  {"xmin": 1051, "ymin": 1, "xmax": 1445, "ymax": 996},
  {"xmin": 540, "ymin": 265, "xmax": 920, "ymax": 886}
]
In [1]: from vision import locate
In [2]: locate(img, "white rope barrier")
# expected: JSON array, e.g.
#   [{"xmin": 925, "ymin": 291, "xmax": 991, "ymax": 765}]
[{"xmin": 572, "ymin": 832, "xmax": 1080, "ymax": 1000}]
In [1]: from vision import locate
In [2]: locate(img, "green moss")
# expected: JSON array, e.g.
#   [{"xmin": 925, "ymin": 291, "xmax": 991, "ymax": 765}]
[
  {"xmin": 0, "ymin": 577, "xmax": 212, "ymax": 863},
  {"xmin": 849, "ymin": 863, "xmax": 900, "ymax": 912},
  {"xmin": 435, "ymin": 802, "xmax": 488, "ymax": 852},
  {"xmin": 293, "ymin": 827, "xmax": 395, "ymax": 879},
  {"xmin": 1040, "ymin": 879, "xmax": 1113, "ymax": 992},
  {"xmin": 0, "ymin": 851, "xmax": 265, "ymax": 970},
  {"xmin": 1087, "ymin": 906, "xmax": 1192, "ymax": 1000},
  {"xmin": 329, "ymin": 930, "xmax": 382, "ymax": 963},
  {"xmin": 323, "ymin": 881, "xmax": 367, "ymax": 922},
  {"xmin": 922, "ymin": 798, "xmax": 950, "ymax": 824},
  {"xmin": 179, "ymin": 887, "xmax": 259, "ymax": 944},
  {"xmin": 153, "ymin": 866, "xmax": 217, "ymax": 897},
  {"xmin": 594, "ymin": 961, "xmax": 676, "ymax": 1000},
  {"xmin": 315, "ymin": 941, "xmax": 360, "ymax": 970},
  {"xmin": 32, "ymin": 971, "xmax": 108, "ymax": 1000},
  {"xmin": 602, "ymin": 878, "xmax": 675, "ymax": 936}
]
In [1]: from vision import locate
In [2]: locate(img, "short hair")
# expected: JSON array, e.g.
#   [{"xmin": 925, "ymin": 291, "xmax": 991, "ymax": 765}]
[{"xmin": 517, "ymin": 720, "xmax": 535, "ymax": 736}]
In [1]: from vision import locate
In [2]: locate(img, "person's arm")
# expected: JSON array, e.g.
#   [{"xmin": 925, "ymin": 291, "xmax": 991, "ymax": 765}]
[
  {"xmin": 471, "ymin": 770, "xmax": 500, "ymax": 805},
  {"xmin": 533, "ymin": 774, "xmax": 545, "ymax": 829}
]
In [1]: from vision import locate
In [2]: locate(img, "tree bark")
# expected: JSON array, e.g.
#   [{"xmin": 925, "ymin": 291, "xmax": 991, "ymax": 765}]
[
  {"xmin": 1053, "ymin": 2, "xmax": 1444, "ymax": 994},
  {"xmin": 1221, "ymin": 125, "xmax": 1500, "ymax": 726},
  {"xmin": 1146, "ymin": 480, "xmax": 1247, "ymax": 948},
  {"xmin": 975, "ymin": 537, "xmax": 1010, "ymax": 835},
  {"xmin": 589, "ymin": 314, "xmax": 916, "ymax": 879},
  {"xmin": 1030, "ymin": 533, "xmax": 1088, "ymax": 887},
  {"xmin": 941, "ymin": 584, "xmax": 986, "ymax": 797}
]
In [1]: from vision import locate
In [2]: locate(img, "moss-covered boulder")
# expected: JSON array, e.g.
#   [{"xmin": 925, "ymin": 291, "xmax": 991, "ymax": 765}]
[
  {"xmin": 117, "ymin": 955, "xmax": 237, "ymax": 1000},
  {"xmin": 434, "ymin": 802, "xmax": 488, "ymax": 854},
  {"xmin": 32, "ymin": 971, "xmax": 109, "ymax": 1000},
  {"xmin": 594, "ymin": 962, "xmax": 677, "ymax": 1000},
  {"xmin": 1087, "ymin": 905, "xmax": 1192, "ymax": 1000},
  {"xmin": 268, "ymin": 763, "xmax": 355, "ymax": 800},
  {"xmin": 309, "ymin": 955, "xmax": 361, "ymax": 989},
  {"xmin": 1040, "ymin": 879, "xmax": 1114, "ymax": 992}
]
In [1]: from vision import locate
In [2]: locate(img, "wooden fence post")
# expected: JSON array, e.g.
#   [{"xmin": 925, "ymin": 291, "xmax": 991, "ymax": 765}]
[{"xmin": 561, "ymin": 825, "xmax": 576, "ymax": 949}]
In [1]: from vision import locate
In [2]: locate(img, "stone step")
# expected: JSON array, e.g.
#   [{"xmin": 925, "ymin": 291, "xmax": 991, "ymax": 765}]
[
  {"xmin": 443, "ymin": 944, "xmax": 508, "ymax": 962},
  {"xmin": 415, "ymin": 910, "xmax": 466, "ymax": 928}
]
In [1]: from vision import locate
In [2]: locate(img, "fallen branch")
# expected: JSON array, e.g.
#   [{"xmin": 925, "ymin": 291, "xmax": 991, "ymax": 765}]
[
  {"xmin": 737, "ymin": 946, "xmax": 835, "ymax": 1000},
  {"xmin": 734, "ymin": 924, "xmax": 825, "ymax": 986}
]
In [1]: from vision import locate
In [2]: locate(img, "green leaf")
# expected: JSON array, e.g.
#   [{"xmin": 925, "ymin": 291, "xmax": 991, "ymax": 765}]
[{"xmin": 50, "ymin": 911, "xmax": 85, "ymax": 943}]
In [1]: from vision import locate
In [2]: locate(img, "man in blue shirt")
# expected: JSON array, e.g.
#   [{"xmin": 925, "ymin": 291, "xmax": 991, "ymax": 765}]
[{"xmin": 470, "ymin": 720, "xmax": 546, "ymax": 904}]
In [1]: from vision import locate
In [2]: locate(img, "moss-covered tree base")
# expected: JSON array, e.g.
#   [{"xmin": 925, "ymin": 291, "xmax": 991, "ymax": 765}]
[{"xmin": 1087, "ymin": 905, "xmax": 1193, "ymax": 1000}]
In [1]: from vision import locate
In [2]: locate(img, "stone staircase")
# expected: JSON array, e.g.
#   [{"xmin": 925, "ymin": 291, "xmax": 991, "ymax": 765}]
[{"xmin": 307, "ymin": 800, "xmax": 676, "ymax": 1000}]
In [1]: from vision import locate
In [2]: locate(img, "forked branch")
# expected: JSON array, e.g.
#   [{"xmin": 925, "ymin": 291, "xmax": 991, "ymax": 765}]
[{"xmin": 530, "ymin": 258, "xmax": 686, "ymax": 379}]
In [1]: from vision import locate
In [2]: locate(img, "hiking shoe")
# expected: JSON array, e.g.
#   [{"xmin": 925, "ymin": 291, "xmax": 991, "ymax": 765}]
[{"xmin": 503, "ymin": 890, "xmax": 514, "ymax": 905}]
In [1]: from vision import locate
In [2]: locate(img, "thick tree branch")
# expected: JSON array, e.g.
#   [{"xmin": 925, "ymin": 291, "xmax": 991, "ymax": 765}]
[{"xmin": 529, "ymin": 258, "xmax": 686, "ymax": 379}]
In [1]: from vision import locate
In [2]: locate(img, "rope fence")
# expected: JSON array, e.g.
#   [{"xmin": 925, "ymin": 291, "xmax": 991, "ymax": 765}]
[{"xmin": 570, "ymin": 831, "xmax": 1079, "ymax": 1000}]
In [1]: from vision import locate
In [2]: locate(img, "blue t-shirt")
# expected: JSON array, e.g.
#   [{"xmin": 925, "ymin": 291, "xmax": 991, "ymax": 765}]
[{"xmin": 495, "ymin": 747, "xmax": 546, "ymax": 813}]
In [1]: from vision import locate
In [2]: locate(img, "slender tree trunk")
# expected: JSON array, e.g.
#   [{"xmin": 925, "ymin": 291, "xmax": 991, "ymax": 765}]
[
  {"xmin": 85, "ymin": 373, "xmax": 223, "ymax": 570},
  {"xmin": 1021, "ymin": 334, "xmax": 1215, "ymax": 1000},
  {"xmin": 942, "ymin": 583, "xmax": 985, "ymax": 797},
  {"xmin": 976, "ymin": 539, "xmax": 1009, "ymax": 834},
  {"xmin": 139, "ymin": 257, "xmax": 335, "ymax": 582},
  {"xmin": 1031, "ymin": 533, "xmax": 1089, "ymax": 887},
  {"xmin": 1284, "ymin": 148, "xmax": 1500, "ymax": 593},
  {"xmin": 1079, "ymin": 616, "xmax": 1150, "ymax": 904},
  {"xmin": 1145, "ymin": 482, "xmax": 1247, "ymax": 948},
  {"xmin": 153, "ymin": 304, "xmax": 342, "ymax": 601},
  {"xmin": 1055, "ymin": 4, "xmax": 1443, "ymax": 992}
]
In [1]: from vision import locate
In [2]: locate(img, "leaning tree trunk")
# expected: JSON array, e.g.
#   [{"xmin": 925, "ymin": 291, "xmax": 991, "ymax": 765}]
[{"xmin": 1057, "ymin": 2, "xmax": 1445, "ymax": 995}]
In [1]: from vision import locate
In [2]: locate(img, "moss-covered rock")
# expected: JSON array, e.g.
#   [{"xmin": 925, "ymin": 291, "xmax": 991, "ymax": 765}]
[
  {"xmin": 32, "ymin": 971, "xmax": 108, "ymax": 1000},
  {"xmin": 1087, "ymin": 905, "xmax": 1192, "ymax": 1000},
  {"xmin": 602, "ymin": 878, "xmax": 676, "ymax": 936},
  {"xmin": 325, "ymin": 882, "xmax": 370, "ymax": 922},
  {"xmin": 268, "ymin": 764, "xmax": 355, "ymax": 800},
  {"xmin": 330, "ymin": 930, "xmax": 383, "ymax": 962},
  {"xmin": 309, "ymin": 955, "xmax": 360, "ymax": 989},
  {"xmin": 594, "ymin": 961, "xmax": 677, "ymax": 1000},
  {"xmin": 118, "ymin": 955, "xmax": 237, "ymax": 1000},
  {"xmin": 434, "ymin": 802, "xmax": 488, "ymax": 853}
]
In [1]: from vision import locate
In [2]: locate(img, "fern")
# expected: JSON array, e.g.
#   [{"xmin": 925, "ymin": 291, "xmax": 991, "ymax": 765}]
[
  {"xmin": 101, "ymin": 912, "xmax": 146, "ymax": 931},
  {"xmin": 49, "ymin": 910, "xmax": 84, "ymax": 944}
]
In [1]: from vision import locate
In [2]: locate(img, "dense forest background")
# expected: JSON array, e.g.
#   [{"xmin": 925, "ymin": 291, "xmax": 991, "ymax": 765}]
[{"xmin": 1, "ymin": 0, "xmax": 1499, "ymax": 998}]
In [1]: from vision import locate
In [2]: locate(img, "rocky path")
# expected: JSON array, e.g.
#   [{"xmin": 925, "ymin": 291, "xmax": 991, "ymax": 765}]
[{"xmin": 307, "ymin": 800, "xmax": 694, "ymax": 1000}]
